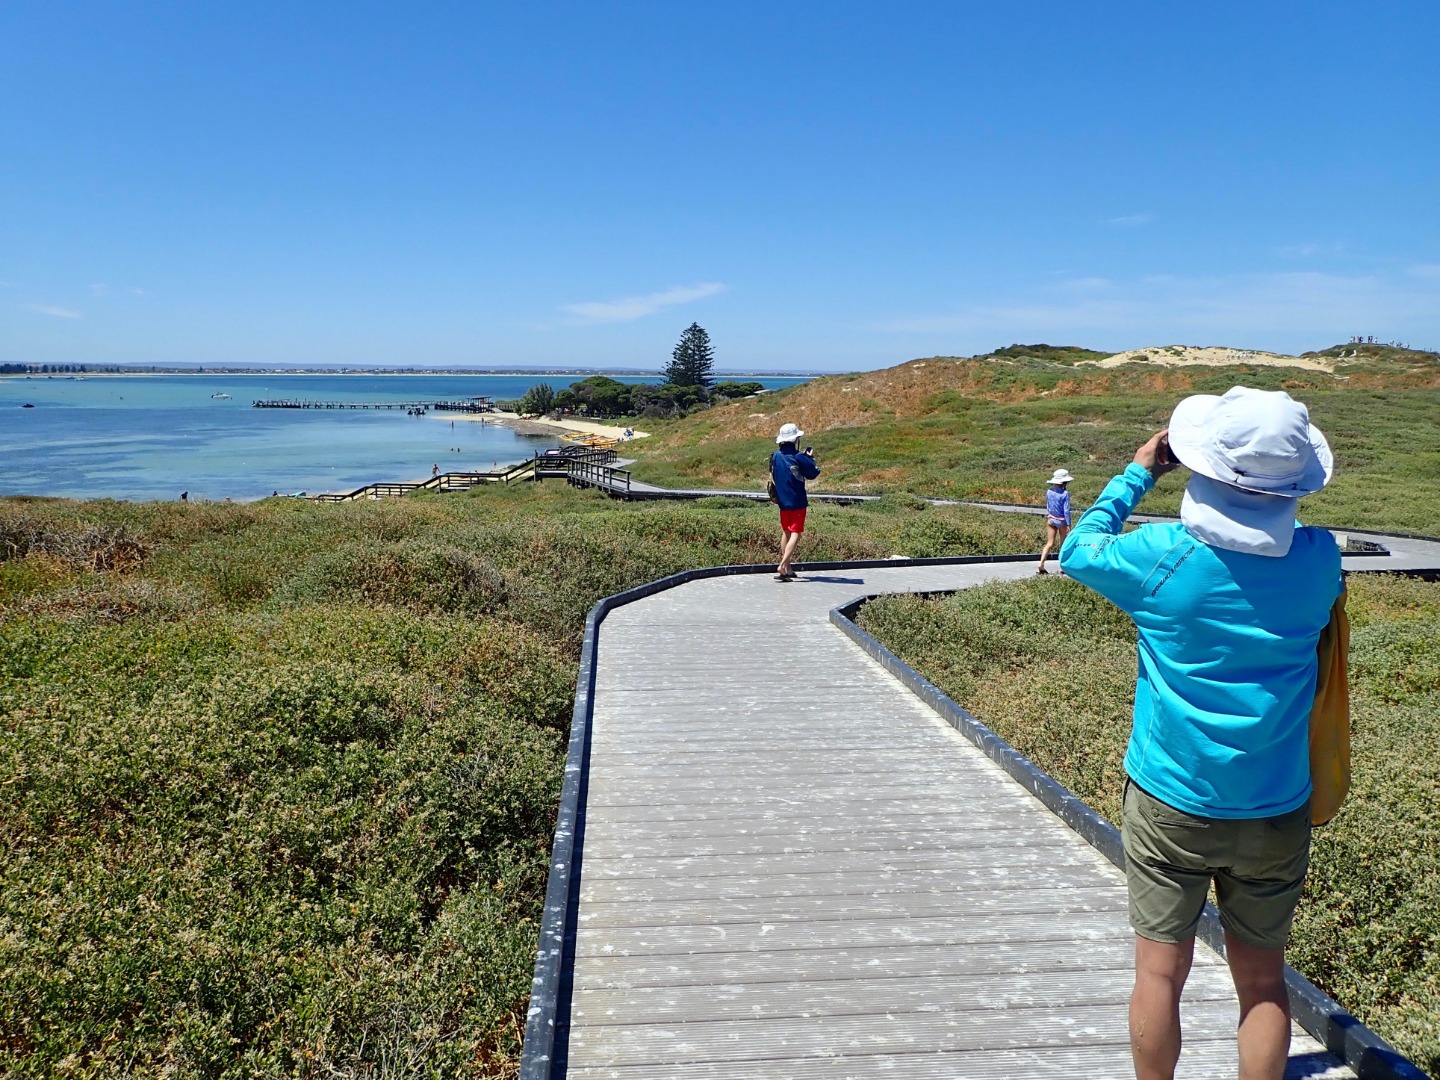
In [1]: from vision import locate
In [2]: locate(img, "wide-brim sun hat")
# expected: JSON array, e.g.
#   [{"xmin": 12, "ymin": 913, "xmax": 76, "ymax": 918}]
[
  {"xmin": 776, "ymin": 422, "xmax": 804, "ymax": 444},
  {"xmin": 1050, "ymin": 468, "xmax": 1073, "ymax": 484},
  {"xmin": 1167, "ymin": 386, "xmax": 1332, "ymax": 497}
]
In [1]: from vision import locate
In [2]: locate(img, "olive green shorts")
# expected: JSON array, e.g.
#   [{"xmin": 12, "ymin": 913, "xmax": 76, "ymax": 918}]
[{"xmin": 1122, "ymin": 779, "xmax": 1311, "ymax": 951}]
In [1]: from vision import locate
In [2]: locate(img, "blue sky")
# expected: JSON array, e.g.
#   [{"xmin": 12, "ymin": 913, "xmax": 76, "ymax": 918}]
[{"xmin": 3, "ymin": 2, "xmax": 1437, "ymax": 372}]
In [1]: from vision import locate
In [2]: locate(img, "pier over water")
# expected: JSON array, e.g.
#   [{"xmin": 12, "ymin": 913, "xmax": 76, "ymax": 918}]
[{"xmin": 251, "ymin": 397, "xmax": 493, "ymax": 412}]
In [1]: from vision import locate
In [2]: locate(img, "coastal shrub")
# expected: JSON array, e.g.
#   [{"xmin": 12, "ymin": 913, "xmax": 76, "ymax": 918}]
[
  {"xmin": 860, "ymin": 573, "xmax": 1440, "ymax": 1072},
  {"xmin": 9, "ymin": 574, "xmax": 208, "ymax": 625},
  {"xmin": 272, "ymin": 540, "xmax": 509, "ymax": 615},
  {"xmin": 0, "ymin": 508, "xmax": 151, "ymax": 571},
  {"xmin": 0, "ymin": 552, "xmax": 73, "ymax": 601},
  {"xmin": 0, "ymin": 602, "xmax": 564, "ymax": 1077}
]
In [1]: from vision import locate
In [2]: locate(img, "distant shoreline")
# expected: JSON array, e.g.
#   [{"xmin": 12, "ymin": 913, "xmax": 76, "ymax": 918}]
[{"xmin": 0, "ymin": 370, "xmax": 823, "ymax": 380}]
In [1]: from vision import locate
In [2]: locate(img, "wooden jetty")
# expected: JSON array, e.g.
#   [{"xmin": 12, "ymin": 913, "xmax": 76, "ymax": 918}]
[
  {"xmin": 251, "ymin": 397, "xmax": 493, "ymax": 412},
  {"xmin": 308, "ymin": 446, "xmax": 619, "ymax": 501},
  {"xmin": 519, "ymin": 539, "xmax": 1440, "ymax": 1079}
]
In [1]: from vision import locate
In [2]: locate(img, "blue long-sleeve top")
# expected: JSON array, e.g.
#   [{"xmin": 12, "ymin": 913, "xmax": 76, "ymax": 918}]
[
  {"xmin": 1058, "ymin": 463, "xmax": 1341, "ymax": 818},
  {"xmin": 1045, "ymin": 486, "xmax": 1071, "ymax": 525},
  {"xmin": 771, "ymin": 447, "xmax": 819, "ymax": 510}
]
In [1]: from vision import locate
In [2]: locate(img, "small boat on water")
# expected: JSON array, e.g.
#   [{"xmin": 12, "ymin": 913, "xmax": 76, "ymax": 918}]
[{"xmin": 211, "ymin": 392, "xmax": 232, "ymax": 399}]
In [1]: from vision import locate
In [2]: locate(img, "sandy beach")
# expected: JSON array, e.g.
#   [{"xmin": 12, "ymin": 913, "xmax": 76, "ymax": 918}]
[{"xmin": 451, "ymin": 410, "xmax": 650, "ymax": 440}]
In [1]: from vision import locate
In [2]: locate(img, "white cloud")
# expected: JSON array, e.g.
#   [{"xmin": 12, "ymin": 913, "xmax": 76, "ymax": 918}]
[
  {"xmin": 1408, "ymin": 263, "xmax": 1440, "ymax": 280},
  {"xmin": 1105, "ymin": 213, "xmax": 1156, "ymax": 228},
  {"xmin": 27, "ymin": 303, "xmax": 82, "ymax": 319},
  {"xmin": 874, "ymin": 269, "xmax": 1440, "ymax": 353},
  {"xmin": 563, "ymin": 282, "xmax": 726, "ymax": 324},
  {"xmin": 90, "ymin": 283, "xmax": 110, "ymax": 296}
]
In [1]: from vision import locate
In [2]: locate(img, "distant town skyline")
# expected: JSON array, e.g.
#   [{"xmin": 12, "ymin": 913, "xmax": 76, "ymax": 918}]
[{"xmin": 3, "ymin": 3, "xmax": 1437, "ymax": 371}]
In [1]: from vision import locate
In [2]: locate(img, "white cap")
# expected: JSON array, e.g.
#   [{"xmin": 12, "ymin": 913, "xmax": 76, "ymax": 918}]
[
  {"xmin": 776, "ymin": 422, "xmax": 804, "ymax": 444},
  {"xmin": 1167, "ymin": 386, "xmax": 1332, "ymax": 497},
  {"xmin": 1050, "ymin": 468, "xmax": 1073, "ymax": 484}
]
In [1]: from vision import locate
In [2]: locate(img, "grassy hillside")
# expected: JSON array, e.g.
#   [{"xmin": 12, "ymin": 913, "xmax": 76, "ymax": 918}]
[
  {"xmin": 859, "ymin": 573, "xmax": 1440, "ymax": 1074},
  {"xmin": 627, "ymin": 351, "xmax": 1440, "ymax": 532},
  {"xmin": 0, "ymin": 488, "xmax": 1045, "ymax": 1078}
]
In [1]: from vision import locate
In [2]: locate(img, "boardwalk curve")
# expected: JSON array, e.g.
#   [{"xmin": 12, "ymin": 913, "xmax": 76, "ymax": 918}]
[{"xmin": 522, "ymin": 535, "xmax": 1440, "ymax": 1080}]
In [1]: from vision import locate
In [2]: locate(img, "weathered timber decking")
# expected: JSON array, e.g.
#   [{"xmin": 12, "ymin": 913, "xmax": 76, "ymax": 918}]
[{"xmin": 537, "ymin": 551, "xmax": 1430, "ymax": 1079}]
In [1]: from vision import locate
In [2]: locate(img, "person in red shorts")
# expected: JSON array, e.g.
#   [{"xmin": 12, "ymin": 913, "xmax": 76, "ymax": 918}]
[{"xmin": 771, "ymin": 422, "xmax": 820, "ymax": 580}]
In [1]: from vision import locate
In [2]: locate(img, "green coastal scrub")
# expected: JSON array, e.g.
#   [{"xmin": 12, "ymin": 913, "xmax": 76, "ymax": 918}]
[{"xmin": 1060, "ymin": 463, "xmax": 1342, "ymax": 819}]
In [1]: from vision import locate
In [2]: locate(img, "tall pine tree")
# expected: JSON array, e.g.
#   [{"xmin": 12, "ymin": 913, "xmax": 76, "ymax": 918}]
[{"xmin": 663, "ymin": 323, "xmax": 715, "ymax": 388}]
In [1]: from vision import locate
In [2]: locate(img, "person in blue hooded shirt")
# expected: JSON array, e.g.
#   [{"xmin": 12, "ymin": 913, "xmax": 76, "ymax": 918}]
[
  {"xmin": 771, "ymin": 422, "xmax": 819, "ymax": 580},
  {"xmin": 1060, "ymin": 387, "xmax": 1341, "ymax": 1080}
]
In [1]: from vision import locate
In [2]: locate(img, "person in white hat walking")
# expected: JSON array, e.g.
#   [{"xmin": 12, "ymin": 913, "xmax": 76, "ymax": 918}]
[
  {"xmin": 1059, "ymin": 387, "xmax": 1342, "ymax": 1080},
  {"xmin": 1037, "ymin": 467, "xmax": 1073, "ymax": 574},
  {"xmin": 770, "ymin": 422, "xmax": 819, "ymax": 580}
]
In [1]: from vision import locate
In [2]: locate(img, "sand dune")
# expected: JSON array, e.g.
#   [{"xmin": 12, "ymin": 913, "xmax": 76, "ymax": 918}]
[{"xmin": 1090, "ymin": 345, "xmax": 1333, "ymax": 371}]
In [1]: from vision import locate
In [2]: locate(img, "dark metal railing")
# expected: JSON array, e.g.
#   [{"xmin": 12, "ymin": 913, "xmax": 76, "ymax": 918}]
[
  {"xmin": 304, "ymin": 446, "xmax": 624, "ymax": 502},
  {"xmin": 566, "ymin": 459, "xmax": 630, "ymax": 494}
]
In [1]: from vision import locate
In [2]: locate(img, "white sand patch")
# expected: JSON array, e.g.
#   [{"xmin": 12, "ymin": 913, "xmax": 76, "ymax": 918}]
[
  {"xmin": 451, "ymin": 410, "xmax": 649, "ymax": 439},
  {"xmin": 1087, "ymin": 345, "xmax": 1333, "ymax": 371}
]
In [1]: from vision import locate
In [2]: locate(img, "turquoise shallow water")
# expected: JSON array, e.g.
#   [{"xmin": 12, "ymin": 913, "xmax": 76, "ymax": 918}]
[{"xmin": 0, "ymin": 374, "xmax": 808, "ymax": 502}]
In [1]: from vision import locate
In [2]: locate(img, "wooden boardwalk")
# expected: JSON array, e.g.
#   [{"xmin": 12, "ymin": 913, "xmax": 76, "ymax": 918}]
[{"xmin": 543, "ymin": 557, "xmax": 1408, "ymax": 1079}]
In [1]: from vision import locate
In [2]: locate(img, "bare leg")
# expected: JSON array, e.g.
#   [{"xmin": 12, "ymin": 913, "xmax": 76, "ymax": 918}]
[
  {"xmin": 1038, "ymin": 522, "xmax": 1059, "ymax": 572},
  {"xmin": 1130, "ymin": 934, "xmax": 1195, "ymax": 1080},
  {"xmin": 1224, "ymin": 932, "xmax": 1291, "ymax": 1080},
  {"xmin": 778, "ymin": 530, "xmax": 802, "ymax": 576}
]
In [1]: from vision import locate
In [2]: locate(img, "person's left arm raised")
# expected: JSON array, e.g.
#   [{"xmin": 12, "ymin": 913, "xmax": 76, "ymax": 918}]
[{"xmin": 1058, "ymin": 430, "xmax": 1180, "ymax": 610}]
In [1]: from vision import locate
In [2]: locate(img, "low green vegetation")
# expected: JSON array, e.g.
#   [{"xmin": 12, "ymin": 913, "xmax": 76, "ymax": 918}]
[
  {"xmin": 983, "ymin": 343, "xmax": 1113, "ymax": 365},
  {"xmin": 0, "ymin": 487, "xmax": 1044, "ymax": 1077},
  {"xmin": 858, "ymin": 572, "xmax": 1440, "ymax": 1074},
  {"xmin": 507, "ymin": 375, "xmax": 763, "ymax": 420}
]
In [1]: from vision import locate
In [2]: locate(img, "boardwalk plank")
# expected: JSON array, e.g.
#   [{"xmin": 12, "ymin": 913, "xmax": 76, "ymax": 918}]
[{"xmin": 569, "ymin": 966, "xmax": 1238, "ymax": 1024}]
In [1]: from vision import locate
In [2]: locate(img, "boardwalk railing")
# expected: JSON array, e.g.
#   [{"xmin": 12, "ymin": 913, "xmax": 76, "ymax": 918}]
[
  {"xmin": 312, "ymin": 461, "xmax": 535, "ymax": 502},
  {"xmin": 566, "ymin": 459, "xmax": 630, "ymax": 495},
  {"xmin": 308, "ymin": 447, "xmax": 624, "ymax": 502}
]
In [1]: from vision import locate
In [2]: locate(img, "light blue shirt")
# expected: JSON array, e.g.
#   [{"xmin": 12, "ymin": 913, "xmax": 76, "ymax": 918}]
[
  {"xmin": 1045, "ymin": 486, "xmax": 1071, "ymax": 525},
  {"xmin": 1059, "ymin": 463, "xmax": 1341, "ymax": 818}
]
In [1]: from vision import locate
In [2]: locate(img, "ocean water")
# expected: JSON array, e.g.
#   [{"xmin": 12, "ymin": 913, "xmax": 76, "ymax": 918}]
[{"xmin": 0, "ymin": 373, "xmax": 809, "ymax": 502}]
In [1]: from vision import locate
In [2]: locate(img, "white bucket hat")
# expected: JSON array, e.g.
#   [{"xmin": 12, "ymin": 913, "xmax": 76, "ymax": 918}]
[
  {"xmin": 1049, "ymin": 468, "xmax": 1073, "ymax": 484},
  {"xmin": 1169, "ymin": 386, "xmax": 1333, "ymax": 557},
  {"xmin": 1167, "ymin": 386, "xmax": 1332, "ymax": 497},
  {"xmin": 776, "ymin": 422, "xmax": 804, "ymax": 444}
]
